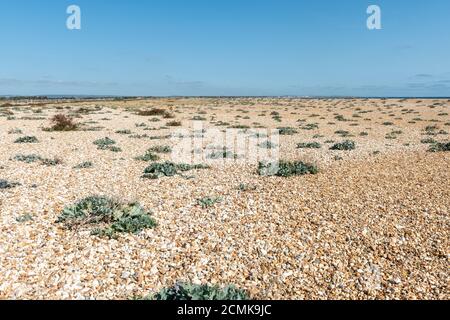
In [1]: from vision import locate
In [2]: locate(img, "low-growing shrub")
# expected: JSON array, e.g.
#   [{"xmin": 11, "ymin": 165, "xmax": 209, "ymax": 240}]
[
  {"xmin": 46, "ymin": 114, "xmax": 78, "ymax": 131},
  {"xmin": 116, "ymin": 129, "xmax": 132, "ymax": 135},
  {"xmin": 15, "ymin": 213, "xmax": 34, "ymax": 223},
  {"xmin": 238, "ymin": 183, "xmax": 257, "ymax": 191},
  {"xmin": 142, "ymin": 162, "xmax": 209, "ymax": 179},
  {"xmin": 197, "ymin": 196, "xmax": 222, "ymax": 208},
  {"xmin": 137, "ymin": 108, "xmax": 167, "ymax": 116},
  {"xmin": 166, "ymin": 120, "xmax": 182, "ymax": 127},
  {"xmin": 258, "ymin": 141, "xmax": 277, "ymax": 149},
  {"xmin": 15, "ymin": 136, "xmax": 38, "ymax": 143},
  {"xmin": 258, "ymin": 160, "xmax": 318, "ymax": 177},
  {"xmin": 148, "ymin": 145, "xmax": 172, "ymax": 154},
  {"xmin": 73, "ymin": 161, "xmax": 93, "ymax": 169},
  {"xmin": 56, "ymin": 196, "xmax": 156, "ymax": 238},
  {"xmin": 330, "ymin": 140, "xmax": 356, "ymax": 151},
  {"xmin": 421, "ymin": 138, "xmax": 436, "ymax": 144},
  {"xmin": 8, "ymin": 128, "xmax": 22, "ymax": 134},
  {"xmin": 0, "ymin": 179, "xmax": 21, "ymax": 189},
  {"xmin": 277, "ymin": 127, "xmax": 298, "ymax": 135},
  {"xmin": 41, "ymin": 158, "xmax": 63, "ymax": 166},
  {"xmin": 13, "ymin": 154, "xmax": 42, "ymax": 163},
  {"xmin": 297, "ymin": 142, "xmax": 321, "ymax": 149},
  {"xmin": 93, "ymin": 137, "xmax": 121, "ymax": 152},
  {"xmin": 428, "ymin": 142, "xmax": 450, "ymax": 152},
  {"xmin": 144, "ymin": 283, "xmax": 249, "ymax": 300},
  {"xmin": 135, "ymin": 150, "xmax": 160, "ymax": 162}
]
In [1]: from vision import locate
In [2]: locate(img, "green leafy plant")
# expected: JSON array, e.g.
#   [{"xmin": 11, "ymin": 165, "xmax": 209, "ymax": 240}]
[
  {"xmin": 93, "ymin": 137, "xmax": 121, "ymax": 152},
  {"xmin": 277, "ymin": 127, "xmax": 298, "ymax": 135},
  {"xmin": 428, "ymin": 142, "xmax": 450, "ymax": 152},
  {"xmin": 258, "ymin": 160, "xmax": 318, "ymax": 177},
  {"xmin": 142, "ymin": 162, "xmax": 209, "ymax": 179},
  {"xmin": 135, "ymin": 150, "xmax": 160, "ymax": 162},
  {"xmin": 115, "ymin": 129, "xmax": 132, "ymax": 135},
  {"xmin": 13, "ymin": 154, "xmax": 42, "ymax": 163},
  {"xmin": 330, "ymin": 140, "xmax": 356, "ymax": 151},
  {"xmin": 0, "ymin": 179, "xmax": 21, "ymax": 189},
  {"xmin": 16, "ymin": 213, "xmax": 34, "ymax": 223},
  {"xmin": 258, "ymin": 141, "xmax": 277, "ymax": 149},
  {"xmin": 148, "ymin": 145, "xmax": 172, "ymax": 154},
  {"xmin": 14, "ymin": 136, "xmax": 38, "ymax": 143},
  {"xmin": 297, "ymin": 142, "xmax": 321, "ymax": 149},
  {"xmin": 144, "ymin": 283, "xmax": 249, "ymax": 300},
  {"xmin": 73, "ymin": 161, "xmax": 93, "ymax": 169},
  {"xmin": 41, "ymin": 158, "xmax": 63, "ymax": 166},
  {"xmin": 56, "ymin": 196, "xmax": 156, "ymax": 238},
  {"xmin": 197, "ymin": 196, "xmax": 222, "ymax": 208}
]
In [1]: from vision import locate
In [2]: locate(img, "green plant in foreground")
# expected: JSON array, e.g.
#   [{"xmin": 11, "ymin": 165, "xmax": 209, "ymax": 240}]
[
  {"xmin": 14, "ymin": 136, "xmax": 38, "ymax": 143},
  {"xmin": 330, "ymin": 140, "xmax": 356, "ymax": 151},
  {"xmin": 142, "ymin": 162, "xmax": 209, "ymax": 179},
  {"xmin": 56, "ymin": 196, "xmax": 156, "ymax": 238},
  {"xmin": 142, "ymin": 283, "xmax": 248, "ymax": 300},
  {"xmin": 197, "ymin": 196, "xmax": 222, "ymax": 208},
  {"xmin": 135, "ymin": 150, "xmax": 160, "ymax": 162},
  {"xmin": 258, "ymin": 160, "xmax": 318, "ymax": 177}
]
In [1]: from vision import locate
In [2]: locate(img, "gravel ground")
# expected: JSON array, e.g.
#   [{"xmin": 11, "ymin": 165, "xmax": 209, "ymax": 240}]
[{"xmin": 0, "ymin": 98, "xmax": 448, "ymax": 299}]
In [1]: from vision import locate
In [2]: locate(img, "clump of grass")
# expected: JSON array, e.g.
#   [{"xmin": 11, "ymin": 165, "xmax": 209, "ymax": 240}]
[
  {"xmin": 428, "ymin": 142, "xmax": 450, "ymax": 152},
  {"xmin": 14, "ymin": 136, "xmax": 38, "ymax": 143},
  {"xmin": 142, "ymin": 162, "xmax": 209, "ymax": 179},
  {"xmin": 73, "ymin": 161, "xmax": 93, "ymax": 169},
  {"xmin": 56, "ymin": 196, "xmax": 156, "ymax": 238},
  {"xmin": 143, "ymin": 283, "xmax": 249, "ymax": 300},
  {"xmin": 197, "ymin": 196, "xmax": 222, "ymax": 208},
  {"xmin": 0, "ymin": 179, "xmax": 21, "ymax": 189},
  {"xmin": 258, "ymin": 160, "xmax": 318, "ymax": 177},
  {"xmin": 330, "ymin": 140, "xmax": 356, "ymax": 151},
  {"xmin": 297, "ymin": 142, "xmax": 321, "ymax": 149},
  {"xmin": 46, "ymin": 114, "xmax": 78, "ymax": 131}
]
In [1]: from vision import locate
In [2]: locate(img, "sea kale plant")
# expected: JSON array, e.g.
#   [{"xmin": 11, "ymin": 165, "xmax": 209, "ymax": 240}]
[
  {"xmin": 143, "ymin": 162, "xmax": 210, "ymax": 179},
  {"xmin": 258, "ymin": 160, "xmax": 318, "ymax": 177},
  {"xmin": 56, "ymin": 196, "xmax": 157, "ymax": 238},
  {"xmin": 143, "ymin": 283, "xmax": 249, "ymax": 300}
]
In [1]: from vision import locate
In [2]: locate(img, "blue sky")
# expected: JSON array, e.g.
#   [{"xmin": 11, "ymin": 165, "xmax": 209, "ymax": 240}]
[{"xmin": 1, "ymin": 0, "xmax": 450, "ymax": 96}]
